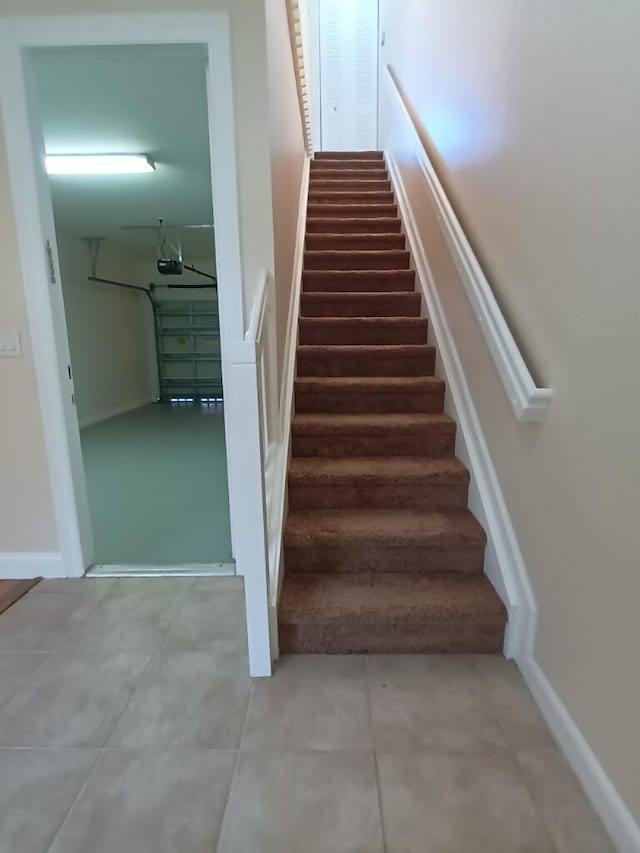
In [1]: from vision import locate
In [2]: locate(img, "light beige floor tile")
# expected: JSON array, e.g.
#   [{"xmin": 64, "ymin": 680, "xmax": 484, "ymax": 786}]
[
  {"xmin": 473, "ymin": 656, "xmax": 555, "ymax": 749},
  {"xmin": 0, "ymin": 748, "xmax": 98, "ymax": 853},
  {"xmin": 190, "ymin": 576, "xmax": 243, "ymax": 593},
  {"xmin": 32, "ymin": 578, "xmax": 115, "ymax": 601},
  {"xmin": 0, "ymin": 593, "xmax": 95, "ymax": 652},
  {"xmin": 58, "ymin": 585, "xmax": 180, "ymax": 653},
  {"xmin": 217, "ymin": 750, "xmax": 384, "ymax": 853},
  {"xmin": 367, "ymin": 655, "xmax": 506, "ymax": 752},
  {"xmin": 108, "ymin": 650, "xmax": 251, "ymax": 748},
  {"xmin": 242, "ymin": 654, "xmax": 372, "ymax": 750},
  {"xmin": 377, "ymin": 750, "xmax": 555, "ymax": 853},
  {"xmin": 0, "ymin": 652, "xmax": 48, "ymax": 710},
  {"xmin": 163, "ymin": 590, "xmax": 247, "ymax": 655},
  {"xmin": 108, "ymin": 577, "xmax": 195, "ymax": 598},
  {"xmin": 47, "ymin": 749, "xmax": 236, "ymax": 853},
  {"xmin": 0, "ymin": 650, "xmax": 150, "ymax": 747},
  {"xmin": 516, "ymin": 747, "xmax": 616, "ymax": 852}
]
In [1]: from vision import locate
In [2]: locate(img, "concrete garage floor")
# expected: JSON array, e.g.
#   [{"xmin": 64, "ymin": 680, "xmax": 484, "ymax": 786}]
[
  {"xmin": 80, "ymin": 404, "xmax": 233, "ymax": 567},
  {"xmin": 0, "ymin": 577, "xmax": 615, "ymax": 853}
]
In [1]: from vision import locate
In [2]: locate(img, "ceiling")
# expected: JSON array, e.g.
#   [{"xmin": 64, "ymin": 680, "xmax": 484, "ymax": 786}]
[{"xmin": 31, "ymin": 45, "xmax": 216, "ymax": 262}]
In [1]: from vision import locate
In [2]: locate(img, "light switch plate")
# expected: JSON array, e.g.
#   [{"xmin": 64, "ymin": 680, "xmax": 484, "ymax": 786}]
[{"xmin": 0, "ymin": 331, "xmax": 22, "ymax": 357}]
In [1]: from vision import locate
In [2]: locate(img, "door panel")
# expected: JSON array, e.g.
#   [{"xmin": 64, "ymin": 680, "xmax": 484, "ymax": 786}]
[{"xmin": 319, "ymin": 0, "xmax": 379, "ymax": 151}]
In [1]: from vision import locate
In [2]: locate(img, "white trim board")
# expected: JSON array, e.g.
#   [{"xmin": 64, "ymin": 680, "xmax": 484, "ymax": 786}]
[
  {"xmin": 78, "ymin": 397, "xmax": 156, "ymax": 429},
  {"xmin": 384, "ymin": 67, "xmax": 551, "ymax": 423},
  {"xmin": 0, "ymin": 552, "xmax": 64, "ymax": 579}
]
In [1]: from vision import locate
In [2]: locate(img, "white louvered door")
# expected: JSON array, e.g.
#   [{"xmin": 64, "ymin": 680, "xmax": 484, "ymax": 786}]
[{"xmin": 319, "ymin": 0, "xmax": 379, "ymax": 151}]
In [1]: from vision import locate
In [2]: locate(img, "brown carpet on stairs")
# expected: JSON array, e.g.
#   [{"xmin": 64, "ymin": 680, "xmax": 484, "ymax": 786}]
[{"xmin": 278, "ymin": 150, "xmax": 507, "ymax": 654}]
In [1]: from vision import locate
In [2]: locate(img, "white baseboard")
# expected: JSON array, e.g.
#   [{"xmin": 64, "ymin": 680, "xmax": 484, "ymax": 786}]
[
  {"xmin": 0, "ymin": 551, "xmax": 65, "ymax": 579},
  {"xmin": 78, "ymin": 396, "xmax": 155, "ymax": 429},
  {"xmin": 386, "ymin": 148, "xmax": 536, "ymax": 660},
  {"xmin": 519, "ymin": 657, "xmax": 640, "ymax": 853}
]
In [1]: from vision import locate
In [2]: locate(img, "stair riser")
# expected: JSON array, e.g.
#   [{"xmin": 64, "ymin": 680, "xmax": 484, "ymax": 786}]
[
  {"xmin": 302, "ymin": 270, "xmax": 415, "ymax": 291},
  {"xmin": 305, "ymin": 234, "xmax": 405, "ymax": 251},
  {"xmin": 306, "ymin": 219, "xmax": 400, "ymax": 234},
  {"xmin": 300, "ymin": 295, "xmax": 420, "ymax": 317},
  {"xmin": 297, "ymin": 349, "xmax": 434, "ymax": 376},
  {"xmin": 311, "ymin": 161, "xmax": 387, "ymax": 171},
  {"xmin": 278, "ymin": 622, "xmax": 504, "ymax": 654},
  {"xmin": 308, "ymin": 204, "xmax": 397, "ymax": 218},
  {"xmin": 291, "ymin": 431, "xmax": 456, "ymax": 458},
  {"xmin": 309, "ymin": 191, "xmax": 394, "ymax": 205},
  {"xmin": 309, "ymin": 180, "xmax": 391, "ymax": 192},
  {"xmin": 304, "ymin": 251, "xmax": 410, "ymax": 271},
  {"xmin": 295, "ymin": 388, "xmax": 445, "ymax": 414},
  {"xmin": 299, "ymin": 321, "xmax": 428, "ymax": 345},
  {"xmin": 314, "ymin": 151, "xmax": 383, "ymax": 160},
  {"xmin": 288, "ymin": 482, "xmax": 469, "ymax": 511},
  {"xmin": 284, "ymin": 544, "xmax": 483, "ymax": 574}
]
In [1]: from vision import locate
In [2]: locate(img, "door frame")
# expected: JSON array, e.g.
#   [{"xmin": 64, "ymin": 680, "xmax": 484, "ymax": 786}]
[{"xmin": 0, "ymin": 13, "xmax": 272, "ymax": 673}]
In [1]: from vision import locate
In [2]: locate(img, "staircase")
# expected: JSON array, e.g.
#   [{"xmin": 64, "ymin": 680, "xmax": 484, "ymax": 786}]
[{"xmin": 278, "ymin": 151, "xmax": 507, "ymax": 654}]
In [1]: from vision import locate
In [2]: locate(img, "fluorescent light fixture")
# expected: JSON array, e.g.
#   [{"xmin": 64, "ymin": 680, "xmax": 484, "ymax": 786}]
[{"xmin": 45, "ymin": 154, "xmax": 155, "ymax": 175}]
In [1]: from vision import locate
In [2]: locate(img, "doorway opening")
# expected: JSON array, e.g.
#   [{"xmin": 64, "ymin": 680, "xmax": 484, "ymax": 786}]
[
  {"xmin": 315, "ymin": 0, "xmax": 380, "ymax": 151},
  {"xmin": 30, "ymin": 44, "xmax": 233, "ymax": 575}
]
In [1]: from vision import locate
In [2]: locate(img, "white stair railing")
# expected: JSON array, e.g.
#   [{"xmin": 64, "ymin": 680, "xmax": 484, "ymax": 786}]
[{"xmin": 286, "ymin": 0, "xmax": 313, "ymax": 154}]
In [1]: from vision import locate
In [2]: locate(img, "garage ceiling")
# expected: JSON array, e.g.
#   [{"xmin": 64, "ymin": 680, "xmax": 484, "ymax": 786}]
[{"xmin": 31, "ymin": 45, "xmax": 216, "ymax": 262}]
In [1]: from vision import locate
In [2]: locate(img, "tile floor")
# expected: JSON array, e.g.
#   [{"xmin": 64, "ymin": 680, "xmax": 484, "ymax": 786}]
[{"xmin": 0, "ymin": 577, "xmax": 616, "ymax": 853}]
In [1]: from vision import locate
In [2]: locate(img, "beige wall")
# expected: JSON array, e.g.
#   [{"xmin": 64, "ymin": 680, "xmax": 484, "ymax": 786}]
[
  {"xmin": 265, "ymin": 0, "xmax": 306, "ymax": 382},
  {"xmin": 0, "ymin": 129, "xmax": 57, "ymax": 552},
  {"xmin": 380, "ymin": 0, "xmax": 640, "ymax": 824},
  {"xmin": 0, "ymin": 0, "xmax": 276, "ymax": 555},
  {"xmin": 58, "ymin": 235, "xmax": 154, "ymax": 426}
]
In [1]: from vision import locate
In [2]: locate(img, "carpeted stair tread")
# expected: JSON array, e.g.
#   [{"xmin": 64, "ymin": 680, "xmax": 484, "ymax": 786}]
[
  {"xmin": 292, "ymin": 412, "xmax": 455, "ymax": 434},
  {"xmin": 308, "ymin": 203, "xmax": 398, "ymax": 218},
  {"xmin": 306, "ymin": 217, "xmax": 401, "ymax": 234},
  {"xmin": 288, "ymin": 456, "xmax": 469, "ymax": 485},
  {"xmin": 280, "ymin": 572, "xmax": 504, "ymax": 621},
  {"xmin": 299, "ymin": 316, "xmax": 428, "ymax": 345},
  {"xmin": 300, "ymin": 291, "xmax": 420, "ymax": 317},
  {"xmin": 311, "ymin": 160, "xmax": 387, "ymax": 171},
  {"xmin": 305, "ymin": 232, "xmax": 405, "ymax": 250},
  {"xmin": 304, "ymin": 249, "xmax": 410, "ymax": 270},
  {"xmin": 291, "ymin": 413, "xmax": 457, "ymax": 458},
  {"xmin": 309, "ymin": 190, "xmax": 395, "ymax": 204},
  {"xmin": 309, "ymin": 179, "xmax": 392, "ymax": 192},
  {"xmin": 296, "ymin": 344, "xmax": 436, "ymax": 376},
  {"xmin": 314, "ymin": 151, "xmax": 384, "ymax": 160},
  {"xmin": 287, "ymin": 456, "xmax": 470, "ymax": 511},
  {"xmin": 302, "ymin": 269, "xmax": 414, "ymax": 291},
  {"xmin": 295, "ymin": 376, "xmax": 445, "ymax": 414},
  {"xmin": 284, "ymin": 507, "xmax": 485, "ymax": 547}
]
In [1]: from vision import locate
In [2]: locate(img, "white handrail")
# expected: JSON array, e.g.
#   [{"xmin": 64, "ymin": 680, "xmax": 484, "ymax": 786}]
[
  {"xmin": 245, "ymin": 270, "xmax": 270, "ymax": 344},
  {"xmin": 385, "ymin": 67, "xmax": 551, "ymax": 423}
]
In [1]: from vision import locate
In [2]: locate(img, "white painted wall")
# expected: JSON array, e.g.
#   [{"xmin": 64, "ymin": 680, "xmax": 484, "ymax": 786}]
[
  {"xmin": 380, "ymin": 0, "xmax": 640, "ymax": 834},
  {"xmin": 57, "ymin": 233, "xmax": 155, "ymax": 426}
]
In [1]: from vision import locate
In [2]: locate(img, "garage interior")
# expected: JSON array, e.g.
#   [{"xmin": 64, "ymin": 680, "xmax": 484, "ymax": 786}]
[{"xmin": 32, "ymin": 44, "xmax": 234, "ymax": 571}]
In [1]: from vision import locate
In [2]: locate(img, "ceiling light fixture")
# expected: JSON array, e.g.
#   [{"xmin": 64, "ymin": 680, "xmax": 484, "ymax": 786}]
[{"xmin": 45, "ymin": 154, "xmax": 155, "ymax": 175}]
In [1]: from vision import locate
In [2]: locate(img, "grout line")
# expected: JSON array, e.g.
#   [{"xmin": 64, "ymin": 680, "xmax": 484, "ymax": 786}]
[
  {"xmin": 41, "ymin": 747, "xmax": 103, "ymax": 853},
  {"xmin": 214, "ymin": 677, "xmax": 255, "ymax": 853},
  {"xmin": 363, "ymin": 655, "xmax": 388, "ymax": 853}
]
